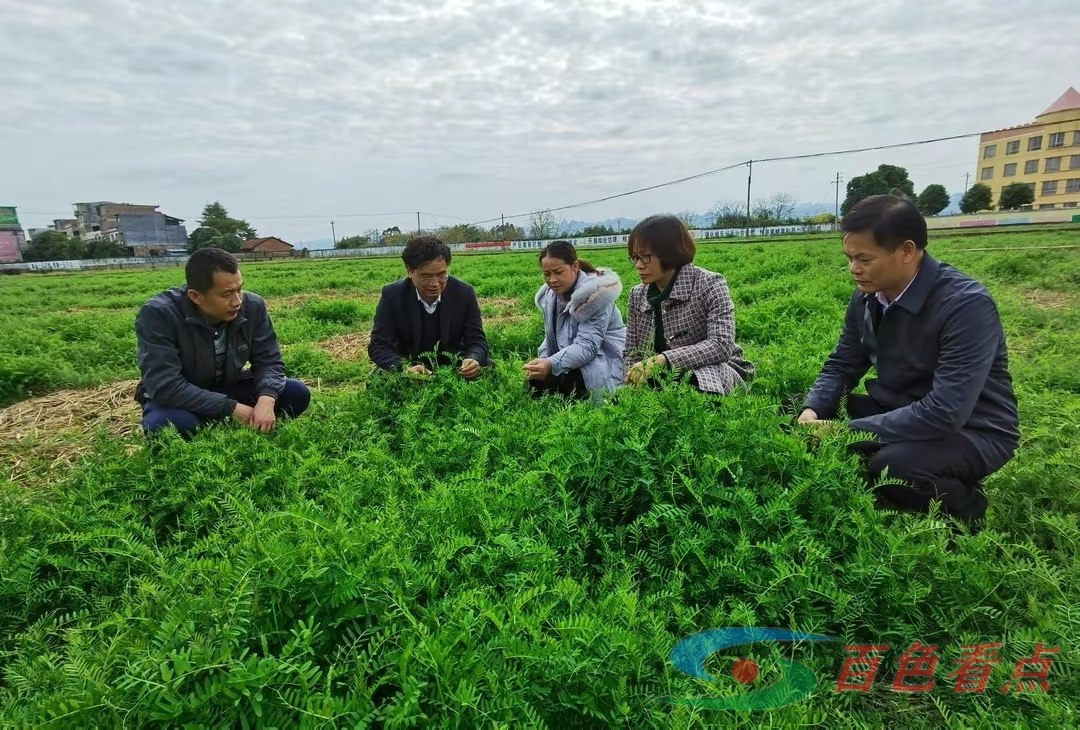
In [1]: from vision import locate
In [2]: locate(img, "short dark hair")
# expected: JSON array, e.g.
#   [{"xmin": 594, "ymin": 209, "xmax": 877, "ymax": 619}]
[
  {"xmin": 402, "ymin": 235, "xmax": 452, "ymax": 269},
  {"xmin": 627, "ymin": 214, "xmax": 695, "ymax": 269},
  {"xmin": 539, "ymin": 240, "xmax": 598, "ymax": 274},
  {"xmin": 185, "ymin": 247, "xmax": 239, "ymax": 293},
  {"xmin": 840, "ymin": 195, "xmax": 928, "ymax": 251}
]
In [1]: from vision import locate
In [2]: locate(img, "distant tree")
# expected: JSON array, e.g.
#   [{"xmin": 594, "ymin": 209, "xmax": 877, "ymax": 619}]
[
  {"xmin": 22, "ymin": 230, "xmax": 86, "ymax": 261},
  {"xmin": 201, "ymin": 202, "xmax": 229, "ymax": 220},
  {"xmin": 85, "ymin": 238, "xmax": 128, "ymax": 259},
  {"xmin": 960, "ymin": 183, "xmax": 993, "ymax": 213},
  {"xmin": 751, "ymin": 202, "xmax": 774, "ymax": 230},
  {"xmin": 841, "ymin": 164, "xmax": 917, "ymax": 215},
  {"xmin": 808, "ymin": 212, "xmax": 837, "ymax": 225},
  {"xmin": 998, "ymin": 182, "xmax": 1035, "ymax": 210},
  {"xmin": 675, "ymin": 210, "xmax": 699, "ymax": 230},
  {"xmin": 581, "ymin": 225, "xmax": 616, "ymax": 237},
  {"xmin": 916, "ymin": 184, "xmax": 951, "ymax": 216},
  {"xmin": 490, "ymin": 222, "xmax": 526, "ymax": 240},
  {"xmin": 384, "ymin": 233, "xmax": 410, "ymax": 246},
  {"xmin": 336, "ymin": 234, "xmax": 371, "ymax": 249},
  {"xmin": 765, "ymin": 193, "xmax": 798, "ymax": 223},
  {"xmin": 529, "ymin": 210, "xmax": 558, "ymax": 239},
  {"xmin": 188, "ymin": 201, "xmax": 257, "ymax": 253},
  {"xmin": 438, "ymin": 224, "xmax": 487, "ymax": 244},
  {"xmin": 188, "ymin": 226, "xmax": 241, "ymax": 252},
  {"xmin": 709, "ymin": 201, "xmax": 747, "ymax": 229}
]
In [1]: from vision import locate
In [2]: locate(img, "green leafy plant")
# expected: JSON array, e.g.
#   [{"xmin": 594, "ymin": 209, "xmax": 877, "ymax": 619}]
[{"xmin": 1, "ymin": 231, "xmax": 1078, "ymax": 726}]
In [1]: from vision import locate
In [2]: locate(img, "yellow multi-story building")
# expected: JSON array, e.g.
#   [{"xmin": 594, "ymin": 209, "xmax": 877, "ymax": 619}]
[{"xmin": 976, "ymin": 87, "xmax": 1080, "ymax": 210}]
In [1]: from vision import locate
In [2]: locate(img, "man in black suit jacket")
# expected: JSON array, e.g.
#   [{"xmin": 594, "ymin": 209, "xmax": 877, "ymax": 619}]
[{"xmin": 368, "ymin": 235, "xmax": 491, "ymax": 379}]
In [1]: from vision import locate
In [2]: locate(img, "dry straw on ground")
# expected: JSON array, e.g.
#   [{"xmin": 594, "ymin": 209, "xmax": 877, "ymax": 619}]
[
  {"xmin": 268, "ymin": 290, "xmax": 378, "ymax": 309},
  {"xmin": 317, "ymin": 332, "xmax": 371, "ymax": 360},
  {"xmin": 0, "ymin": 379, "xmax": 141, "ymax": 484},
  {"xmin": 1024, "ymin": 289, "xmax": 1073, "ymax": 310}
]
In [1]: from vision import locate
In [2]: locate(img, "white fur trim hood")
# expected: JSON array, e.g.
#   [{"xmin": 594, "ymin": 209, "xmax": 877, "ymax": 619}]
[{"xmin": 534, "ymin": 267, "xmax": 623, "ymax": 322}]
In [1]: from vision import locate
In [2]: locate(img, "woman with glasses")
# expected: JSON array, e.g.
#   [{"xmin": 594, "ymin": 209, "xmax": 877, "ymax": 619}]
[
  {"xmin": 623, "ymin": 215, "xmax": 754, "ymax": 393},
  {"xmin": 524, "ymin": 240, "xmax": 626, "ymax": 400}
]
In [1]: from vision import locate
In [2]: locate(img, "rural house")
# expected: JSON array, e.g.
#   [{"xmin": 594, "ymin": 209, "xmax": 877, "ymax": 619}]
[{"xmin": 240, "ymin": 236, "xmax": 294, "ymax": 253}]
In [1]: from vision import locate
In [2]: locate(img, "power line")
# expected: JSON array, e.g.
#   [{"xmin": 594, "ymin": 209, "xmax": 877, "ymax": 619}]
[
  {"xmin": 753, "ymin": 131, "xmax": 981, "ymax": 164},
  {"xmin": 469, "ymin": 160, "xmax": 752, "ymax": 227},
  {"xmin": 245, "ymin": 210, "xmax": 418, "ymax": 221},
  {"xmin": 467, "ymin": 129, "xmax": 984, "ymax": 228}
]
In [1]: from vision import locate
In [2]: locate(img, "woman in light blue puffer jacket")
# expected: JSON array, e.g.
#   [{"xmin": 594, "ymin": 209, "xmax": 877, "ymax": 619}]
[{"xmin": 523, "ymin": 240, "xmax": 626, "ymax": 400}]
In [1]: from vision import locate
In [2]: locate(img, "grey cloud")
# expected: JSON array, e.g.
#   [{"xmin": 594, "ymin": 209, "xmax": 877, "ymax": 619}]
[{"xmin": 2, "ymin": 0, "xmax": 1077, "ymax": 239}]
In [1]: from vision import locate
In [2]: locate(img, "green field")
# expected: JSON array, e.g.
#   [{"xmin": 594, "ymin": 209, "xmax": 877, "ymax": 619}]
[{"xmin": 1, "ymin": 230, "xmax": 1078, "ymax": 726}]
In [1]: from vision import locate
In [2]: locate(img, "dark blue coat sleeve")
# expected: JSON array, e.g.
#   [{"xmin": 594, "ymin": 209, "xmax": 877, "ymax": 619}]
[
  {"xmin": 248, "ymin": 296, "xmax": 286, "ymax": 400},
  {"xmin": 803, "ymin": 291, "xmax": 872, "ymax": 417},
  {"xmin": 367, "ymin": 287, "xmax": 404, "ymax": 371},
  {"xmin": 460, "ymin": 285, "xmax": 490, "ymax": 365}
]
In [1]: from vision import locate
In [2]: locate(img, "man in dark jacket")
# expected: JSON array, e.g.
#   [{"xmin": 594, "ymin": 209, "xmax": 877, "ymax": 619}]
[
  {"xmin": 793, "ymin": 195, "xmax": 1019, "ymax": 528},
  {"xmin": 135, "ymin": 247, "xmax": 311, "ymax": 437},
  {"xmin": 367, "ymin": 235, "xmax": 490, "ymax": 378}
]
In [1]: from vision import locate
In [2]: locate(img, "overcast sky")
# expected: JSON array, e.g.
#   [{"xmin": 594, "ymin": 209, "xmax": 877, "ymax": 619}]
[{"xmin": 4, "ymin": 0, "xmax": 1078, "ymax": 243}]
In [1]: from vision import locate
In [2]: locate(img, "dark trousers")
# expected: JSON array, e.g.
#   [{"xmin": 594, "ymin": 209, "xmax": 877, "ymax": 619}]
[
  {"xmin": 785, "ymin": 393, "xmax": 990, "ymax": 523},
  {"xmin": 142, "ymin": 378, "xmax": 311, "ymax": 439},
  {"xmin": 529, "ymin": 369, "xmax": 588, "ymax": 400}
]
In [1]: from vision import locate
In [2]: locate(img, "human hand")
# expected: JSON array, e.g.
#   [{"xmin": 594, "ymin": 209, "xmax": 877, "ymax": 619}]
[
  {"xmin": 233, "ymin": 402, "xmax": 255, "ymax": 426},
  {"xmin": 406, "ymin": 364, "xmax": 433, "ymax": 381},
  {"xmin": 251, "ymin": 396, "xmax": 277, "ymax": 432},
  {"xmin": 458, "ymin": 358, "xmax": 481, "ymax": 379},
  {"xmin": 798, "ymin": 416, "xmax": 836, "ymax": 434},
  {"xmin": 797, "ymin": 408, "xmax": 819, "ymax": 424},
  {"xmin": 646, "ymin": 354, "xmax": 668, "ymax": 375},
  {"xmin": 626, "ymin": 355, "xmax": 667, "ymax": 385},
  {"xmin": 522, "ymin": 358, "xmax": 552, "ymax": 381}
]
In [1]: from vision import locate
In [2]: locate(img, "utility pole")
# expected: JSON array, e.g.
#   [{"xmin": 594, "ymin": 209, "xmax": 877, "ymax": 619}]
[
  {"xmin": 963, "ymin": 172, "xmax": 971, "ymax": 195},
  {"xmin": 745, "ymin": 160, "xmax": 753, "ymax": 239},
  {"xmin": 417, "ymin": 212, "xmax": 421, "ymax": 234},
  {"xmin": 330, "ymin": 219, "xmax": 336, "ymax": 246},
  {"xmin": 831, "ymin": 173, "xmax": 844, "ymax": 230}
]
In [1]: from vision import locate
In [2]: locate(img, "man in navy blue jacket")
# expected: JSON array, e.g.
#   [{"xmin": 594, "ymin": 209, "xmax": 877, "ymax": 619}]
[
  {"xmin": 135, "ymin": 248, "xmax": 311, "ymax": 438},
  {"xmin": 367, "ymin": 235, "xmax": 490, "ymax": 378},
  {"xmin": 796, "ymin": 195, "xmax": 1019, "ymax": 526}
]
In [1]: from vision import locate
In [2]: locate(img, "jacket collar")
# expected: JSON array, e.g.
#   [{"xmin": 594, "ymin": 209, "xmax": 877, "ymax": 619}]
[
  {"xmin": 863, "ymin": 253, "xmax": 939, "ymax": 315},
  {"xmin": 637, "ymin": 265, "xmax": 695, "ymax": 312},
  {"xmin": 667, "ymin": 265, "xmax": 697, "ymax": 302}
]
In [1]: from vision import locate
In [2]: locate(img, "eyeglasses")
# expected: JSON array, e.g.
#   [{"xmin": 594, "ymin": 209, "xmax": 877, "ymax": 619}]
[
  {"xmin": 416, "ymin": 272, "xmax": 448, "ymax": 284},
  {"xmin": 628, "ymin": 253, "xmax": 653, "ymax": 265}
]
